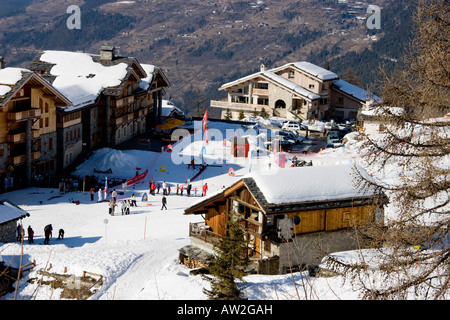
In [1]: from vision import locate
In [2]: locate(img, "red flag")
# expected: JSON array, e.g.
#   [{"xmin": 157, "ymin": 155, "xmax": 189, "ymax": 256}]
[{"xmin": 202, "ymin": 110, "xmax": 209, "ymax": 143}]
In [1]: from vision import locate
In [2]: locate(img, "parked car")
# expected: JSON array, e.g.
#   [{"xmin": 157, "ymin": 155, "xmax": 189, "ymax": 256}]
[
  {"xmin": 326, "ymin": 131, "xmax": 342, "ymax": 148},
  {"xmin": 264, "ymin": 135, "xmax": 295, "ymax": 151},
  {"xmin": 324, "ymin": 122, "xmax": 338, "ymax": 131},
  {"xmin": 278, "ymin": 130, "xmax": 303, "ymax": 144},
  {"xmin": 282, "ymin": 121, "xmax": 304, "ymax": 132}
]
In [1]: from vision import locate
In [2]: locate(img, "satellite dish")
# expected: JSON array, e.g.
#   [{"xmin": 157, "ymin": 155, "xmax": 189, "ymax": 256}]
[{"xmin": 293, "ymin": 216, "xmax": 301, "ymax": 225}]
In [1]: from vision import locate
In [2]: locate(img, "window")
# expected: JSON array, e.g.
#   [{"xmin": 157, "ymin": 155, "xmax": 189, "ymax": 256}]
[
  {"xmin": 288, "ymin": 71, "xmax": 295, "ymax": 79},
  {"xmin": 320, "ymin": 98, "xmax": 328, "ymax": 105},
  {"xmin": 257, "ymin": 98, "xmax": 269, "ymax": 106},
  {"xmin": 256, "ymin": 82, "xmax": 268, "ymax": 90},
  {"xmin": 0, "ymin": 148, "xmax": 3, "ymax": 157},
  {"xmin": 309, "ymin": 84, "xmax": 315, "ymax": 89},
  {"xmin": 336, "ymin": 97, "xmax": 344, "ymax": 104},
  {"xmin": 45, "ymin": 103, "xmax": 48, "ymax": 113}
]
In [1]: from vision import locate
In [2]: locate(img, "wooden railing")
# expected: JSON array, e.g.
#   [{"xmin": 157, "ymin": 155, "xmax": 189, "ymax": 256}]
[
  {"xmin": 7, "ymin": 132, "xmax": 26, "ymax": 143},
  {"xmin": 210, "ymin": 100, "xmax": 270, "ymax": 112},
  {"xmin": 110, "ymin": 95, "xmax": 135, "ymax": 108},
  {"xmin": 189, "ymin": 222, "xmax": 221, "ymax": 245},
  {"xmin": 7, "ymin": 109, "xmax": 41, "ymax": 121}
]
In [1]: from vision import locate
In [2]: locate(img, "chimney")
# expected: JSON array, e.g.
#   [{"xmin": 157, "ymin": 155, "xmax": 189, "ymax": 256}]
[
  {"xmin": 260, "ymin": 63, "xmax": 266, "ymax": 72},
  {"xmin": 0, "ymin": 56, "xmax": 4, "ymax": 69},
  {"xmin": 100, "ymin": 46, "xmax": 116, "ymax": 61}
]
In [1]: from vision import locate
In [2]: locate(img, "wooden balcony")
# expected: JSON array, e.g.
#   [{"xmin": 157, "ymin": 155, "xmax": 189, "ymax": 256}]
[
  {"xmin": 31, "ymin": 151, "xmax": 40, "ymax": 161},
  {"xmin": 111, "ymin": 113, "xmax": 132, "ymax": 126},
  {"xmin": 7, "ymin": 130, "xmax": 41, "ymax": 143},
  {"xmin": 110, "ymin": 95, "xmax": 135, "ymax": 108},
  {"xmin": 253, "ymin": 88, "xmax": 269, "ymax": 96},
  {"xmin": 7, "ymin": 132, "xmax": 26, "ymax": 144},
  {"xmin": 7, "ymin": 151, "xmax": 40, "ymax": 166},
  {"xmin": 189, "ymin": 222, "xmax": 221, "ymax": 245},
  {"xmin": 8, "ymin": 154, "xmax": 26, "ymax": 166},
  {"xmin": 210, "ymin": 100, "xmax": 270, "ymax": 112},
  {"xmin": 7, "ymin": 109, "xmax": 41, "ymax": 122}
]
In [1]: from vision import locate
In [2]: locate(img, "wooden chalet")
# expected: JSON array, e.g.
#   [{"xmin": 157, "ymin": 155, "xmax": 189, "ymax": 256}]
[
  {"xmin": 0, "ymin": 67, "xmax": 71, "ymax": 190},
  {"xmin": 29, "ymin": 46, "xmax": 170, "ymax": 153},
  {"xmin": 181, "ymin": 164, "xmax": 387, "ymax": 274}
]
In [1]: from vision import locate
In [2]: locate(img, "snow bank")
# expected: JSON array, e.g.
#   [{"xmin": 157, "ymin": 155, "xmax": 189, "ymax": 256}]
[{"xmin": 72, "ymin": 148, "xmax": 159, "ymax": 179}]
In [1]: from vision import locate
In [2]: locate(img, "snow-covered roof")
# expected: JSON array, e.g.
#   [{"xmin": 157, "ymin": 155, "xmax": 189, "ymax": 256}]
[
  {"xmin": 249, "ymin": 164, "xmax": 376, "ymax": 205},
  {"xmin": 139, "ymin": 64, "xmax": 155, "ymax": 91},
  {"xmin": 0, "ymin": 200, "xmax": 30, "ymax": 225},
  {"xmin": 37, "ymin": 50, "xmax": 130, "ymax": 109},
  {"xmin": 278, "ymin": 61, "xmax": 339, "ymax": 81},
  {"xmin": 332, "ymin": 79, "xmax": 381, "ymax": 103},
  {"xmin": 0, "ymin": 67, "xmax": 31, "ymax": 97},
  {"xmin": 220, "ymin": 68, "xmax": 321, "ymax": 100},
  {"xmin": 186, "ymin": 163, "xmax": 380, "ymax": 214},
  {"xmin": 161, "ymin": 100, "xmax": 184, "ymax": 117}
]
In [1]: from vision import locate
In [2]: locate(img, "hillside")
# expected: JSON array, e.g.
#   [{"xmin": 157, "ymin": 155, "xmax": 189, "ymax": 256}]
[{"xmin": 0, "ymin": 0, "xmax": 412, "ymax": 116}]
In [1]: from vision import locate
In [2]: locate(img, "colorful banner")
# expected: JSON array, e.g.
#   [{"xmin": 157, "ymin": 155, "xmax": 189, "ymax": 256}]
[{"xmin": 127, "ymin": 168, "xmax": 148, "ymax": 186}]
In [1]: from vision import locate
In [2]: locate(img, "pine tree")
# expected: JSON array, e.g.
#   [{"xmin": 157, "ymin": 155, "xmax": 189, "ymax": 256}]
[
  {"xmin": 224, "ymin": 108, "xmax": 232, "ymax": 120},
  {"xmin": 342, "ymin": 66, "xmax": 361, "ymax": 87},
  {"xmin": 259, "ymin": 107, "xmax": 269, "ymax": 119},
  {"xmin": 202, "ymin": 219, "xmax": 250, "ymax": 300}
]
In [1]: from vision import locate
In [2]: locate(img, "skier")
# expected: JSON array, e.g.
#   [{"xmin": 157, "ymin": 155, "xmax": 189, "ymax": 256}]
[
  {"xmin": 180, "ymin": 185, "xmax": 184, "ymax": 196},
  {"xmin": 156, "ymin": 183, "xmax": 161, "ymax": 194},
  {"xmin": 168, "ymin": 185, "xmax": 171, "ymax": 195},
  {"xmin": 90, "ymin": 187, "xmax": 95, "ymax": 201},
  {"xmin": 44, "ymin": 224, "xmax": 52, "ymax": 245},
  {"xmin": 202, "ymin": 183, "xmax": 208, "ymax": 197},
  {"xmin": 27, "ymin": 226, "xmax": 34, "ymax": 244},
  {"xmin": 161, "ymin": 196, "xmax": 167, "ymax": 210},
  {"xmin": 176, "ymin": 184, "xmax": 179, "ymax": 195}
]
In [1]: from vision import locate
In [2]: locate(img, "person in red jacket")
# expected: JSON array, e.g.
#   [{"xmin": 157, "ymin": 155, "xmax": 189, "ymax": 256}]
[{"xmin": 202, "ymin": 183, "xmax": 208, "ymax": 197}]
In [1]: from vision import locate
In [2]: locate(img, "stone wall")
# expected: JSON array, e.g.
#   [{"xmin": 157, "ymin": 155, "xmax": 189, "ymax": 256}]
[
  {"xmin": 277, "ymin": 228, "xmax": 360, "ymax": 273},
  {"xmin": 0, "ymin": 220, "xmax": 18, "ymax": 243}
]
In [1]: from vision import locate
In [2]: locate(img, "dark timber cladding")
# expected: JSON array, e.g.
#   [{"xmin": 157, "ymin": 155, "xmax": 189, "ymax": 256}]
[{"xmin": 183, "ymin": 161, "xmax": 387, "ymax": 274}]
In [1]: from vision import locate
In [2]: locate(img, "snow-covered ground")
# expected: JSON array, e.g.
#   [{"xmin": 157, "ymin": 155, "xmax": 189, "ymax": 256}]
[{"xmin": 0, "ymin": 120, "xmax": 443, "ymax": 300}]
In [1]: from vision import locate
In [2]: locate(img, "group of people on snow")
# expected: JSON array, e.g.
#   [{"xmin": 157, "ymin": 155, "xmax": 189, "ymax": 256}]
[{"xmin": 17, "ymin": 223, "xmax": 64, "ymax": 245}]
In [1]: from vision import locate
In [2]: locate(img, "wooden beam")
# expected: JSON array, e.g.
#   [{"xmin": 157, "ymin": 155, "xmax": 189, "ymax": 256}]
[
  {"xmin": 224, "ymin": 180, "xmax": 245, "ymax": 197},
  {"xmin": 232, "ymin": 197, "xmax": 263, "ymax": 213}
]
